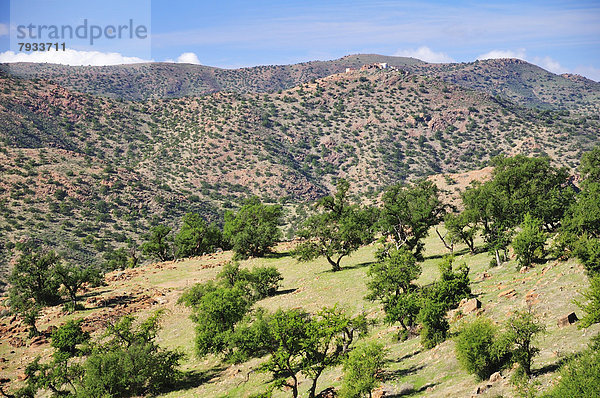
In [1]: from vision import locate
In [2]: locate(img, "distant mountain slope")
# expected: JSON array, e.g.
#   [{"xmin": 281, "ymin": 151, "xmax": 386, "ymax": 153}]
[
  {"xmin": 3, "ymin": 55, "xmax": 599, "ymax": 111},
  {"xmin": 0, "ymin": 54, "xmax": 423, "ymax": 100},
  {"xmin": 1, "ymin": 66, "xmax": 598, "ymax": 271},
  {"xmin": 406, "ymin": 58, "xmax": 600, "ymax": 111}
]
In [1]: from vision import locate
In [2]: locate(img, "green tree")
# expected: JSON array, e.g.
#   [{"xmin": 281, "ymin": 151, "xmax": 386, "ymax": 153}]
[
  {"xmin": 8, "ymin": 250, "xmax": 62, "ymax": 336},
  {"xmin": 444, "ymin": 211, "xmax": 479, "ymax": 254},
  {"xmin": 228, "ymin": 307, "xmax": 368, "ymax": 398},
  {"xmin": 462, "ymin": 180, "xmax": 513, "ymax": 266},
  {"xmin": 579, "ymin": 144, "xmax": 600, "ymax": 185},
  {"xmin": 379, "ymin": 180, "xmax": 445, "ymax": 259},
  {"xmin": 561, "ymin": 181, "xmax": 600, "ymax": 274},
  {"xmin": 142, "ymin": 224, "xmax": 173, "ymax": 261},
  {"xmin": 512, "ymin": 213, "xmax": 546, "ymax": 268},
  {"xmin": 576, "ymin": 274, "xmax": 600, "ymax": 328},
  {"xmin": 80, "ymin": 312, "xmax": 183, "ymax": 397},
  {"xmin": 463, "ymin": 155, "xmax": 574, "ymax": 266},
  {"xmin": 183, "ymin": 283, "xmax": 253, "ymax": 357},
  {"xmin": 417, "ymin": 297, "xmax": 449, "ymax": 349},
  {"xmin": 428, "ymin": 256, "xmax": 471, "ymax": 310},
  {"xmin": 302, "ymin": 308, "xmax": 368, "ymax": 398},
  {"xmin": 14, "ymin": 319, "xmax": 89, "ymax": 397},
  {"xmin": 455, "ymin": 317, "xmax": 511, "ymax": 381},
  {"xmin": 53, "ymin": 262, "xmax": 103, "ymax": 312},
  {"xmin": 504, "ymin": 309, "xmax": 546, "ymax": 377},
  {"xmin": 366, "ymin": 248, "xmax": 421, "ymax": 332},
  {"xmin": 175, "ymin": 212, "xmax": 223, "ymax": 258},
  {"xmin": 340, "ymin": 342, "xmax": 387, "ymax": 398},
  {"xmin": 223, "ymin": 197, "xmax": 282, "ymax": 258},
  {"xmin": 294, "ymin": 179, "xmax": 374, "ymax": 271}
]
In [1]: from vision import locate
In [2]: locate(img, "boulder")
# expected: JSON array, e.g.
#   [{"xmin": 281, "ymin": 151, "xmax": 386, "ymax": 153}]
[
  {"xmin": 462, "ymin": 298, "xmax": 481, "ymax": 313},
  {"xmin": 489, "ymin": 371, "xmax": 502, "ymax": 383},
  {"xmin": 498, "ymin": 289, "xmax": 516, "ymax": 298},
  {"xmin": 557, "ymin": 312, "xmax": 578, "ymax": 327}
]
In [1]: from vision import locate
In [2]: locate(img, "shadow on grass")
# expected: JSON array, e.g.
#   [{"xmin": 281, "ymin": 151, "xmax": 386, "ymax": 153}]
[
  {"xmin": 265, "ymin": 251, "xmax": 292, "ymax": 259},
  {"xmin": 424, "ymin": 247, "xmax": 470, "ymax": 260},
  {"xmin": 271, "ymin": 288, "xmax": 297, "ymax": 296},
  {"xmin": 79, "ymin": 288, "xmax": 112, "ymax": 300},
  {"xmin": 388, "ymin": 382, "xmax": 439, "ymax": 397},
  {"xmin": 381, "ymin": 364, "xmax": 425, "ymax": 381},
  {"xmin": 533, "ymin": 355, "xmax": 573, "ymax": 377},
  {"xmin": 316, "ymin": 260, "xmax": 376, "ymax": 275},
  {"xmin": 156, "ymin": 365, "xmax": 227, "ymax": 396},
  {"xmin": 387, "ymin": 349, "xmax": 422, "ymax": 364}
]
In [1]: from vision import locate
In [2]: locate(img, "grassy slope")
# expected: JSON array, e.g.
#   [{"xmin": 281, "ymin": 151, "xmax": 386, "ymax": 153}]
[{"xmin": 3, "ymin": 228, "xmax": 596, "ymax": 397}]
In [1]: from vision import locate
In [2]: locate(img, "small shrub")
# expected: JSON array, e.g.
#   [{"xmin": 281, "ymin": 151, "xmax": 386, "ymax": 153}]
[
  {"xmin": 512, "ymin": 213, "xmax": 546, "ymax": 268},
  {"xmin": 542, "ymin": 349, "xmax": 600, "ymax": 397},
  {"xmin": 249, "ymin": 266, "xmax": 283, "ymax": 299},
  {"xmin": 417, "ymin": 298, "xmax": 449, "ymax": 349},
  {"xmin": 455, "ymin": 317, "xmax": 511, "ymax": 381},
  {"xmin": 340, "ymin": 341, "xmax": 387, "ymax": 398}
]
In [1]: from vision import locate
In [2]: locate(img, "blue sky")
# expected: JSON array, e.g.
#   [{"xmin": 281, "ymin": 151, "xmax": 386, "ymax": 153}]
[{"xmin": 1, "ymin": 0, "xmax": 599, "ymax": 80}]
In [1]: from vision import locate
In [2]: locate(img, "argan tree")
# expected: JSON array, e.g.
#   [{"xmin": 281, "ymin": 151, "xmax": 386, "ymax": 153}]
[
  {"xmin": 379, "ymin": 180, "xmax": 445, "ymax": 259},
  {"xmin": 294, "ymin": 179, "xmax": 375, "ymax": 271},
  {"xmin": 223, "ymin": 196, "xmax": 283, "ymax": 258},
  {"xmin": 8, "ymin": 249, "xmax": 62, "ymax": 336}
]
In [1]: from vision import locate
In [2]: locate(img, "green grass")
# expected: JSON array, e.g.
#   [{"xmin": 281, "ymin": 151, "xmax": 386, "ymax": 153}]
[
  {"xmin": 3, "ymin": 229, "xmax": 598, "ymax": 397},
  {"xmin": 145, "ymin": 230, "xmax": 599, "ymax": 397}
]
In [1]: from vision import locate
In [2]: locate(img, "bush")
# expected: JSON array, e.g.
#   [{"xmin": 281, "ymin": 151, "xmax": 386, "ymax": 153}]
[
  {"xmin": 429, "ymin": 256, "xmax": 470, "ymax": 309},
  {"xmin": 417, "ymin": 298, "xmax": 449, "ymax": 349},
  {"xmin": 512, "ymin": 213, "xmax": 546, "ymax": 268},
  {"xmin": 80, "ymin": 312, "xmax": 183, "ymax": 397},
  {"xmin": 249, "ymin": 266, "xmax": 283, "ymax": 299},
  {"xmin": 223, "ymin": 197, "xmax": 282, "ymax": 259},
  {"xmin": 543, "ymin": 349, "xmax": 600, "ymax": 398},
  {"xmin": 217, "ymin": 262, "xmax": 282, "ymax": 299},
  {"xmin": 340, "ymin": 342, "xmax": 387, "ymax": 398},
  {"xmin": 455, "ymin": 317, "xmax": 511, "ymax": 381}
]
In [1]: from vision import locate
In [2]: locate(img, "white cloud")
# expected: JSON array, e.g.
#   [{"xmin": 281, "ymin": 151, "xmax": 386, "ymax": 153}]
[
  {"xmin": 0, "ymin": 49, "xmax": 151, "ymax": 66},
  {"xmin": 531, "ymin": 56, "xmax": 565, "ymax": 75},
  {"xmin": 572, "ymin": 66, "xmax": 600, "ymax": 82},
  {"xmin": 171, "ymin": 52, "xmax": 201, "ymax": 65},
  {"xmin": 477, "ymin": 48, "xmax": 527, "ymax": 60},
  {"xmin": 0, "ymin": 23, "xmax": 8, "ymax": 37},
  {"xmin": 394, "ymin": 46, "xmax": 454, "ymax": 63}
]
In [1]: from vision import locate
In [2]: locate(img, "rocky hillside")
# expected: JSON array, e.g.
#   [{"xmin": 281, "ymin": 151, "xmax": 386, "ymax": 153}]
[
  {"xmin": 1, "ymin": 64, "xmax": 599, "ymax": 272},
  {"xmin": 4, "ymin": 55, "xmax": 599, "ymax": 112},
  {"xmin": 1, "ymin": 54, "xmax": 423, "ymax": 100}
]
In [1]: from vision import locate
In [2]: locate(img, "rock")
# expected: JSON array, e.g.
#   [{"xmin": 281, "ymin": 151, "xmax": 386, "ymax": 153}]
[
  {"xmin": 17, "ymin": 372, "xmax": 28, "ymax": 381},
  {"xmin": 489, "ymin": 371, "xmax": 502, "ymax": 383},
  {"xmin": 498, "ymin": 289, "xmax": 516, "ymax": 298},
  {"xmin": 557, "ymin": 312, "xmax": 578, "ymax": 327},
  {"xmin": 462, "ymin": 298, "xmax": 481, "ymax": 313},
  {"xmin": 30, "ymin": 335, "xmax": 48, "ymax": 346},
  {"xmin": 479, "ymin": 272, "xmax": 491, "ymax": 281},
  {"xmin": 373, "ymin": 383, "xmax": 412, "ymax": 398},
  {"xmin": 519, "ymin": 266, "xmax": 530, "ymax": 274}
]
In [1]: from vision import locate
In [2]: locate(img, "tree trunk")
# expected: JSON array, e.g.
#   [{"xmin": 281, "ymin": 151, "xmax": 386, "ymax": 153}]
[
  {"xmin": 308, "ymin": 370, "xmax": 324, "ymax": 398},
  {"xmin": 327, "ymin": 256, "xmax": 342, "ymax": 272},
  {"xmin": 495, "ymin": 249, "xmax": 502, "ymax": 267},
  {"xmin": 466, "ymin": 239, "xmax": 476, "ymax": 254},
  {"xmin": 291, "ymin": 376, "xmax": 298, "ymax": 398},
  {"xmin": 435, "ymin": 228, "xmax": 454, "ymax": 253}
]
